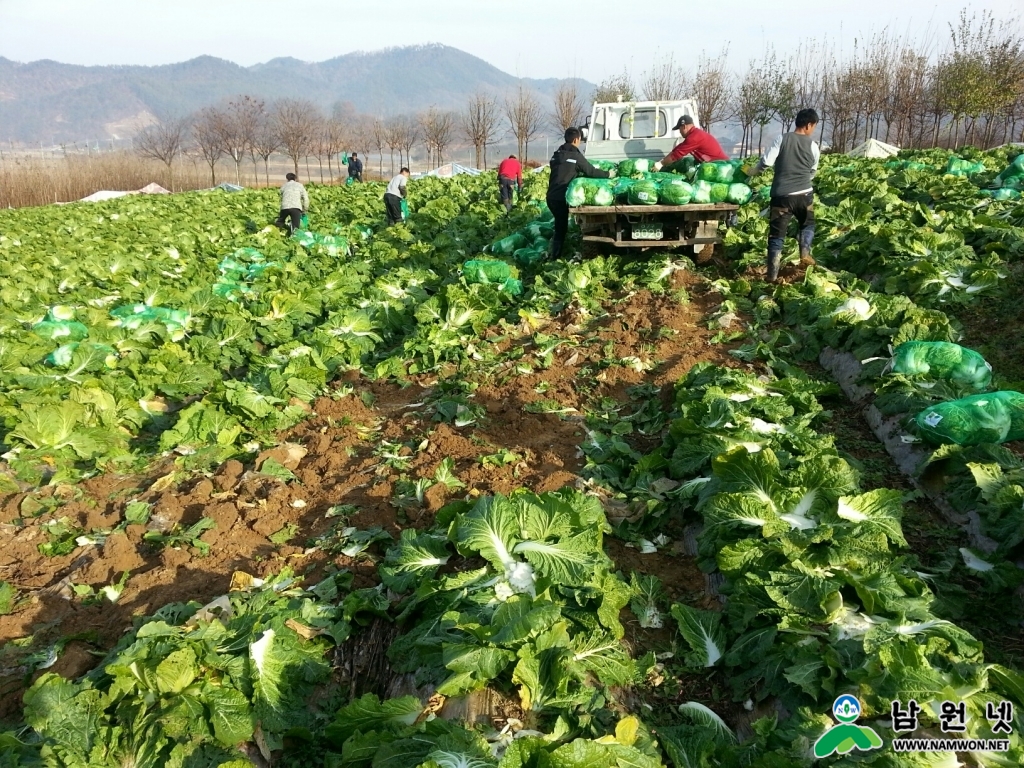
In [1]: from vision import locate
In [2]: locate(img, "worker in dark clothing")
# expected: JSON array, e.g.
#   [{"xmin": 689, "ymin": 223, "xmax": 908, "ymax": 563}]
[
  {"xmin": 747, "ymin": 108, "xmax": 821, "ymax": 282},
  {"xmin": 546, "ymin": 127, "xmax": 614, "ymax": 260},
  {"xmin": 348, "ymin": 152, "xmax": 363, "ymax": 182},
  {"xmin": 497, "ymin": 155, "xmax": 523, "ymax": 213}
]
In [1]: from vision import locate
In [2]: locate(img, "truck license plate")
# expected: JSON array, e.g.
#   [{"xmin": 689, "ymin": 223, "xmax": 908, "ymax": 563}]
[{"xmin": 631, "ymin": 223, "xmax": 664, "ymax": 240}]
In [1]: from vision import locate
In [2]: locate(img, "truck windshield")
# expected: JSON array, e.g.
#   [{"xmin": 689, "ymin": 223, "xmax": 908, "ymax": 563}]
[{"xmin": 619, "ymin": 109, "xmax": 667, "ymax": 139}]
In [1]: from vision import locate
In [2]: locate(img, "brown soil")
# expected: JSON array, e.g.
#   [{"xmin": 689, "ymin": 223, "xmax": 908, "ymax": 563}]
[{"xmin": 0, "ymin": 268, "xmax": 743, "ymax": 720}]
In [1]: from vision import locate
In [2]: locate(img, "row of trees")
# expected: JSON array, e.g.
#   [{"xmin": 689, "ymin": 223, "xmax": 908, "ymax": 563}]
[
  {"xmin": 136, "ymin": 97, "xmax": 366, "ymax": 190},
  {"xmin": 136, "ymin": 9, "xmax": 1023, "ymax": 184},
  {"xmin": 591, "ymin": 10, "xmax": 1024, "ymax": 153},
  {"xmin": 136, "ymin": 80, "xmax": 593, "ymax": 189}
]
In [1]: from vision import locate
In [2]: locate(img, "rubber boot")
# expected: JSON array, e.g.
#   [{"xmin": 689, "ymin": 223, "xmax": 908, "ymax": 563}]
[
  {"xmin": 798, "ymin": 228, "xmax": 815, "ymax": 265},
  {"xmin": 766, "ymin": 249, "xmax": 782, "ymax": 282}
]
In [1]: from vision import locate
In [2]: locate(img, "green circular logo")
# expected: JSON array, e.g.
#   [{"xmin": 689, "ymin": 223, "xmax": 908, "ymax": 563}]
[{"xmin": 833, "ymin": 695, "xmax": 862, "ymax": 723}]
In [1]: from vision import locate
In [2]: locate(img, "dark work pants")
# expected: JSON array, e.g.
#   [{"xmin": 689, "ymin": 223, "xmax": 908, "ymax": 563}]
[
  {"xmin": 499, "ymin": 176, "xmax": 517, "ymax": 212},
  {"xmin": 384, "ymin": 193, "xmax": 403, "ymax": 226},
  {"xmin": 768, "ymin": 191, "xmax": 815, "ymax": 254},
  {"xmin": 546, "ymin": 191, "xmax": 570, "ymax": 260},
  {"xmin": 275, "ymin": 207, "xmax": 302, "ymax": 234}
]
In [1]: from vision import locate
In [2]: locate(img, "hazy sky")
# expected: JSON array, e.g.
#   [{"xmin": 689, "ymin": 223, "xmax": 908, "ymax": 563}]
[{"xmin": 1, "ymin": 0, "xmax": 1020, "ymax": 81}]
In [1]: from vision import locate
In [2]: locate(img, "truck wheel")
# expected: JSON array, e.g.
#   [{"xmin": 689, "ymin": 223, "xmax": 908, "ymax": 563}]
[
  {"xmin": 694, "ymin": 244, "xmax": 715, "ymax": 265},
  {"xmin": 581, "ymin": 241, "xmax": 601, "ymax": 260}
]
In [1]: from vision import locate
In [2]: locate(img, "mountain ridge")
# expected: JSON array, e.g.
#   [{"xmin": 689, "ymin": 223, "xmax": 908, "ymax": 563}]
[{"xmin": 0, "ymin": 44, "xmax": 595, "ymax": 144}]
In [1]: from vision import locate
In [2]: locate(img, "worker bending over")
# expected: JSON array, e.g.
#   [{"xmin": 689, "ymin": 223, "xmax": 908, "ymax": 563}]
[
  {"xmin": 497, "ymin": 154, "xmax": 523, "ymax": 214},
  {"xmin": 384, "ymin": 167, "xmax": 410, "ymax": 226},
  {"xmin": 654, "ymin": 115, "xmax": 729, "ymax": 170},
  {"xmin": 546, "ymin": 127, "xmax": 614, "ymax": 261},
  {"xmin": 275, "ymin": 173, "xmax": 309, "ymax": 234}
]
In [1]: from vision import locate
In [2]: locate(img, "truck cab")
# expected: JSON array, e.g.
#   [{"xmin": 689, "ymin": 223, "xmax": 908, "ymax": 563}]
[{"xmin": 581, "ymin": 99, "xmax": 701, "ymax": 162}]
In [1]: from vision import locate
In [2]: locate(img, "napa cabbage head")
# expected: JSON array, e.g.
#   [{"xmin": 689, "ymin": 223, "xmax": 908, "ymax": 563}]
[
  {"xmin": 451, "ymin": 492, "xmax": 607, "ymax": 598},
  {"xmin": 831, "ymin": 297, "xmax": 874, "ymax": 322}
]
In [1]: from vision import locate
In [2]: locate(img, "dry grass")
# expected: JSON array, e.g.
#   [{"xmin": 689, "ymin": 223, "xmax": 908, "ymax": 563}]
[
  {"xmin": 0, "ymin": 151, "xmax": 374, "ymax": 209},
  {"xmin": 0, "ymin": 153, "xmax": 214, "ymax": 209},
  {"xmin": 0, "ymin": 149, "xmax": 499, "ymax": 209}
]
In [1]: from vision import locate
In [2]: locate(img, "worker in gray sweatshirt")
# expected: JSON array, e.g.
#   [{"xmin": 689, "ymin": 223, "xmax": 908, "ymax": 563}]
[
  {"xmin": 275, "ymin": 172, "xmax": 309, "ymax": 234},
  {"xmin": 747, "ymin": 108, "xmax": 821, "ymax": 282}
]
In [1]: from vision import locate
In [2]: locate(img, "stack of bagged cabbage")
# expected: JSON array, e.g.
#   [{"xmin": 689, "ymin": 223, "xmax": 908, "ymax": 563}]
[
  {"xmin": 983, "ymin": 153, "xmax": 1024, "ymax": 201},
  {"xmin": 883, "ymin": 340, "xmax": 1024, "ymax": 446},
  {"xmin": 566, "ymin": 158, "xmax": 754, "ymax": 207},
  {"xmin": 488, "ymin": 203, "xmax": 556, "ymax": 267}
]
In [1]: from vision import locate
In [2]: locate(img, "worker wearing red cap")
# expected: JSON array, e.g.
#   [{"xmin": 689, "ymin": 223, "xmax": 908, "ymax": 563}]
[{"xmin": 653, "ymin": 115, "xmax": 729, "ymax": 170}]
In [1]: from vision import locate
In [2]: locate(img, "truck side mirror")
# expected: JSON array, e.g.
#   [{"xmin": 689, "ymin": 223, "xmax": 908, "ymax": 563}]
[{"xmin": 580, "ymin": 127, "xmax": 589, "ymax": 141}]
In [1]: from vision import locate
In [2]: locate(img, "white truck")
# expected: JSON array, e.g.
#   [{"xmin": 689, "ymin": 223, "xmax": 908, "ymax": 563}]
[
  {"xmin": 581, "ymin": 98, "xmax": 702, "ymax": 162},
  {"xmin": 576, "ymin": 99, "xmax": 736, "ymax": 255}
]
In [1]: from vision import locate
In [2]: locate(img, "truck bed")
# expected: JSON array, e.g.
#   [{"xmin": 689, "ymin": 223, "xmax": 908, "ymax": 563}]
[
  {"xmin": 571, "ymin": 203, "xmax": 738, "ymax": 214},
  {"xmin": 569, "ymin": 202, "xmax": 739, "ymax": 249}
]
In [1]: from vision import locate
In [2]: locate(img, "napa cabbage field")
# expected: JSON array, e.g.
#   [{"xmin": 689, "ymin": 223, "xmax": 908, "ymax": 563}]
[{"xmin": 2, "ymin": 145, "xmax": 1024, "ymax": 767}]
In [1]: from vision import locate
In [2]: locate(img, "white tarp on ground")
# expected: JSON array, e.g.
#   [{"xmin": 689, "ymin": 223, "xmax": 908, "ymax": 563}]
[
  {"xmin": 848, "ymin": 138, "xmax": 900, "ymax": 158},
  {"xmin": 79, "ymin": 190, "xmax": 129, "ymax": 202},
  {"xmin": 415, "ymin": 163, "xmax": 482, "ymax": 179},
  {"xmin": 79, "ymin": 182, "xmax": 170, "ymax": 202}
]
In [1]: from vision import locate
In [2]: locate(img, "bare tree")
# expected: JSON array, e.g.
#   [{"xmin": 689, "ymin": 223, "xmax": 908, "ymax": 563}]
[
  {"xmin": 250, "ymin": 109, "xmax": 279, "ymax": 186},
  {"xmin": 273, "ymin": 98, "xmax": 320, "ymax": 177},
  {"xmin": 734, "ymin": 64, "xmax": 762, "ymax": 156},
  {"xmin": 385, "ymin": 121, "xmax": 401, "ymax": 173},
  {"xmin": 462, "ymin": 92, "xmax": 502, "ymax": 169},
  {"xmin": 790, "ymin": 41, "xmax": 828, "ymax": 142},
  {"xmin": 421, "ymin": 107, "xmax": 456, "ymax": 168},
  {"xmin": 135, "ymin": 117, "xmax": 187, "ymax": 191},
  {"xmin": 347, "ymin": 114, "xmax": 374, "ymax": 167},
  {"xmin": 982, "ymin": 19, "xmax": 1024, "ymax": 146},
  {"xmin": 593, "ymin": 70, "xmax": 637, "ymax": 103},
  {"xmin": 322, "ymin": 118, "xmax": 347, "ymax": 181},
  {"xmin": 772, "ymin": 65, "xmax": 799, "ymax": 134},
  {"xmin": 392, "ymin": 115, "xmax": 420, "ymax": 170},
  {"xmin": 750, "ymin": 50, "xmax": 785, "ymax": 151},
  {"xmin": 822, "ymin": 61, "xmax": 852, "ymax": 151},
  {"xmin": 310, "ymin": 114, "xmax": 329, "ymax": 183},
  {"xmin": 640, "ymin": 54, "xmax": 690, "ymax": 101},
  {"xmin": 887, "ymin": 46, "xmax": 930, "ymax": 146},
  {"xmin": 550, "ymin": 79, "xmax": 587, "ymax": 133},
  {"xmin": 191, "ymin": 107, "xmax": 225, "ymax": 185},
  {"xmin": 504, "ymin": 84, "xmax": 544, "ymax": 162},
  {"xmin": 939, "ymin": 10, "xmax": 1024, "ymax": 148},
  {"xmin": 216, "ymin": 96, "xmax": 264, "ymax": 185},
  {"xmin": 370, "ymin": 117, "xmax": 387, "ymax": 177},
  {"xmin": 692, "ymin": 48, "xmax": 734, "ymax": 131}
]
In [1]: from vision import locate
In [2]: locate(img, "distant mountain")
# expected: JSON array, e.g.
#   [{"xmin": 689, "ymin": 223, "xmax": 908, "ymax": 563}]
[{"xmin": 0, "ymin": 45, "xmax": 595, "ymax": 145}]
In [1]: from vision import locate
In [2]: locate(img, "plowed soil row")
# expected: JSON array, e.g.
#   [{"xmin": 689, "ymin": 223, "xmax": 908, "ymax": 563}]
[{"xmin": 0, "ymin": 269, "xmax": 742, "ymax": 719}]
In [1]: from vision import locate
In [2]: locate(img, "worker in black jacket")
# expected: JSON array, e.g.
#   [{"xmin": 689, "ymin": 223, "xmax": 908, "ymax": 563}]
[
  {"xmin": 348, "ymin": 152, "xmax": 363, "ymax": 182},
  {"xmin": 546, "ymin": 127, "xmax": 614, "ymax": 260}
]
